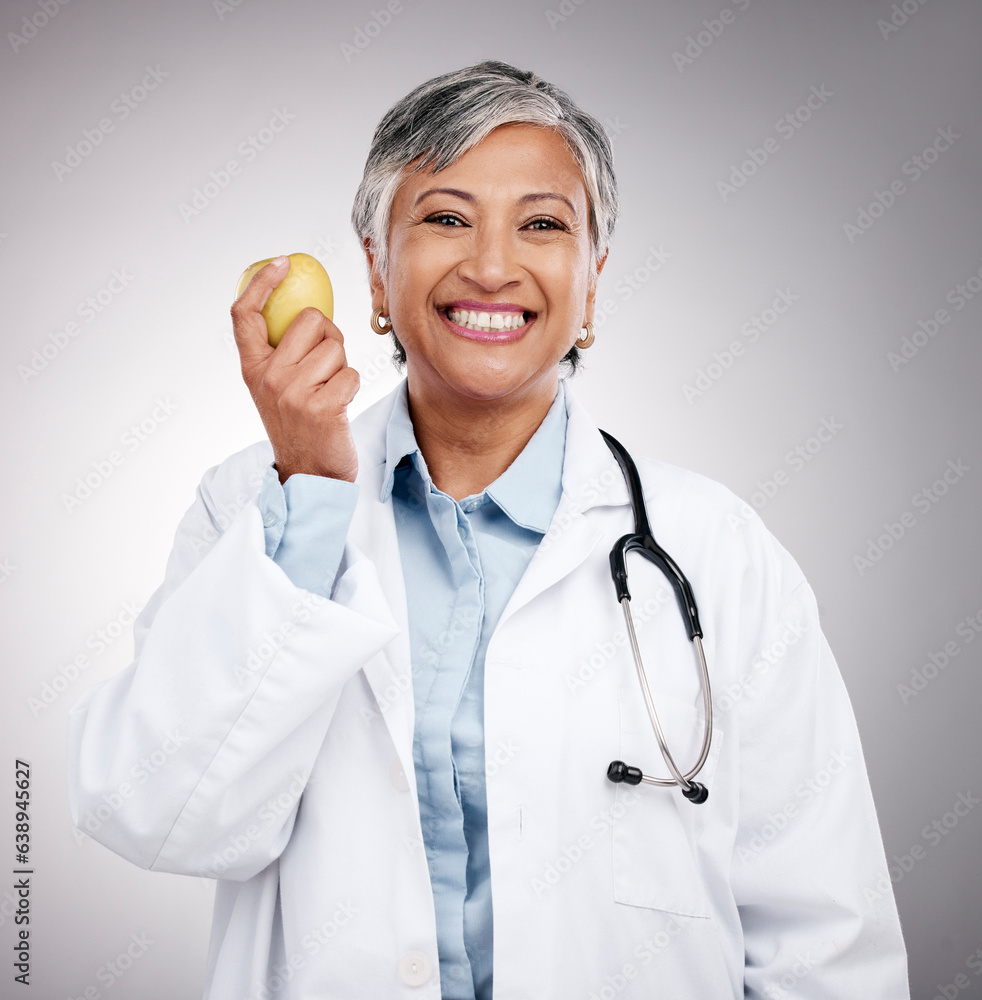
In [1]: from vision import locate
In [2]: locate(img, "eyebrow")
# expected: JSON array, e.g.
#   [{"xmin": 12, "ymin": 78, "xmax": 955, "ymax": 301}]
[{"xmin": 414, "ymin": 187, "xmax": 578, "ymax": 217}]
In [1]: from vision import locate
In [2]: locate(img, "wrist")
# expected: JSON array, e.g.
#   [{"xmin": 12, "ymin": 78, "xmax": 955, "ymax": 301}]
[{"xmin": 274, "ymin": 463, "xmax": 357, "ymax": 485}]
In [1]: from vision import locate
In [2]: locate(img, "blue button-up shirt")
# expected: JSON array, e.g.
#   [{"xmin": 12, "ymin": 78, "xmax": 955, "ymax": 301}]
[{"xmin": 259, "ymin": 379, "xmax": 568, "ymax": 999}]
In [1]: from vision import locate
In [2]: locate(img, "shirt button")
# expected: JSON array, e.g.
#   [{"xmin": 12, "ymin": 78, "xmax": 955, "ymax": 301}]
[
  {"xmin": 458, "ymin": 526, "xmax": 467, "ymax": 541},
  {"xmin": 389, "ymin": 758, "xmax": 410, "ymax": 792},
  {"xmin": 398, "ymin": 950, "xmax": 432, "ymax": 986},
  {"xmin": 262, "ymin": 511, "xmax": 278, "ymax": 528}
]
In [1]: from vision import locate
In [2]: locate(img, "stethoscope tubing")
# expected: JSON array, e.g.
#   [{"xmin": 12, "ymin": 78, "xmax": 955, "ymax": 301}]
[
  {"xmin": 600, "ymin": 429, "xmax": 714, "ymax": 804},
  {"xmin": 621, "ymin": 597, "xmax": 713, "ymax": 791}
]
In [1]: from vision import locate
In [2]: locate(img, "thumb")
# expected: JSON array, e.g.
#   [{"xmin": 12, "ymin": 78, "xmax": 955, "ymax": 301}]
[{"xmin": 230, "ymin": 256, "xmax": 290, "ymax": 371}]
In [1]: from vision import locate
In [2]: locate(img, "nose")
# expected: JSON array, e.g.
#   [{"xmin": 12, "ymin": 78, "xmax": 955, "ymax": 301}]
[{"xmin": 456, "ymin": 223, "xmax": 522, "ymax": 292}]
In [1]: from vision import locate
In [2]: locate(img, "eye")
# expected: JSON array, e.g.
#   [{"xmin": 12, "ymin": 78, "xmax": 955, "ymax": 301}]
[
  {"xmin": 525, "ymin": 216, "xmax": 566, "ymax": 231},
  {"xmin": 425, "ymin": 212, "xmax": 468, "ymax": 227}
]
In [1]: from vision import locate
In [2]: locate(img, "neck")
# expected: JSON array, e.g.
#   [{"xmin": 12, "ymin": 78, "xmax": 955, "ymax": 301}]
[{"xmin": 406, "ymin": 373, "xmax": 560, "ymax": 501}]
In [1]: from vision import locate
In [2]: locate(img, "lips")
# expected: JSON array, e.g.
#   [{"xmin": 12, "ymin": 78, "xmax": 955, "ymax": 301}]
[
  {"xmin": 441, "ymin": 301, "xmax": 536, "ymax": 341},
  {"xmin": 447, "ymin": 307, "xmax": 526, "ymax": 332},
  {"xmin": 441, "ymin": 304, "xmax": 535, "ymax": 343}
]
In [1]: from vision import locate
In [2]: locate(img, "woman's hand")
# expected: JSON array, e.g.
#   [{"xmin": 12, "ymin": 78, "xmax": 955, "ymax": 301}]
[{"xmin": 231, "ymin": 256, "xmax": 360, "ymax": 484}]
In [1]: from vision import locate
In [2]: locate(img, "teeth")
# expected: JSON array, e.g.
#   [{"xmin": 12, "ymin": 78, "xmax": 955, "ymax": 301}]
[{"xmin": 447, "ymin": 307, "xmax": 527, "ymax": 333}]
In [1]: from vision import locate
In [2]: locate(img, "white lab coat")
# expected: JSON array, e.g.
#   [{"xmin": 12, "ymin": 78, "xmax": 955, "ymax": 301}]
[{"xmin": 68, "ymin": 380, "xmax": 909, "ymax": 999}]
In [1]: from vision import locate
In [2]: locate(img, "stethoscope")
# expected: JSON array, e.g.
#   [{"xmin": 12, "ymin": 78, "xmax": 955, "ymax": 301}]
[{"xmin": 600, "ymin": 431, "xmax": 713, "ymax": 804}]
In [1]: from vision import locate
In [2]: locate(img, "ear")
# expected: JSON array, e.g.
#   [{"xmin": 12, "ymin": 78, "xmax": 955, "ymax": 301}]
[
  {"xmin": 584, "ymin": 250, "xmax": 608, "ymax": 325},
  {"xmin": 362, "ymin": 237, "xmax": 388, "ymax": 314}
]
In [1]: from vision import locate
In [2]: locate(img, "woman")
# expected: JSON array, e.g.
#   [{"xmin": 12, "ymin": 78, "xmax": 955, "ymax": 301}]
[{"xmin": 69, "ymin": 61, "xmax": 909, "ymax": 998}]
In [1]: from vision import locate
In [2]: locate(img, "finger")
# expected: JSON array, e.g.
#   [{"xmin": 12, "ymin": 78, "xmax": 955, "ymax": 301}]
[
  {"xmin": 285, "ymin": 335, "xmax": 349, "ymax": 391},
  {"xmin": 230, "ymin": 256, "xmax": 290, "ymax": 366},
  {"xmin": 271, "ymin": 307, "xmax": 345, "ymax": 368},
  {"xmin": 315, "ymin": 363, "xmax": 360, "ymax": 410},
  {"xmin": 281, "ymin": 363, "xmax": 360, "ymax": 422},
  {"xmin": 259, "ymin": 330, "xmax": 346, "ymax": 403}
]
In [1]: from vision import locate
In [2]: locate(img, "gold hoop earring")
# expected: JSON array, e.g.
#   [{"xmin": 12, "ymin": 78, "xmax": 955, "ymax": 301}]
[
  {"xmin": 370, "ymin": 308, "xmax": 393, "ymax": 335},
  {"xmin": 575, "ymin": 322, "xmax": 595, "ymax": 349}
]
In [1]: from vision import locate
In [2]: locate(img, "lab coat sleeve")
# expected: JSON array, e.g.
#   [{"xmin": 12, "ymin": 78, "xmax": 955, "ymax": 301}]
[
  {"xmin": 67, "ymin": 445, "xmax": 400, "ymax": 882},
  {"xmin": 727, "ymin": 539, "xmax": 909, "ymax": 997}
]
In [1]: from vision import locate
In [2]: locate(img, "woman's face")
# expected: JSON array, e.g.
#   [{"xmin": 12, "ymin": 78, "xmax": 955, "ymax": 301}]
[{"xmin": 367, "ymin": 123, "xmax": 605, "ymax": 408}]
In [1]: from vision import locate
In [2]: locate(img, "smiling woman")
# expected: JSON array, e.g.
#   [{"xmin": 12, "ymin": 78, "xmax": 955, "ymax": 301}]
[
  {"xmin": 366, "ymin": 122, "xmax": 603, "ymax": 499},
  {"xmin": 68, "ymin": 60, "xmax": 909, "ymax": 1000}
]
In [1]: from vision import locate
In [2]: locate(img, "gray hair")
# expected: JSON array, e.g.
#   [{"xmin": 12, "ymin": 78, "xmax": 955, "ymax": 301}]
[{"xmin": 350, "ymin": 60, "xmax": 619, "ymax": 370}]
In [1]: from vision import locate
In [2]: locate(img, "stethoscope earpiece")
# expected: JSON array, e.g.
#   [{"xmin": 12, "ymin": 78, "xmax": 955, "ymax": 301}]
[
  {"xmin": 681, "ymin": 781, "xmax": 709, "ymax": 804},
  {"xmin": 607, "ymin": 760, "xmax": 710, "ymax": 803},
  {"xmin": 606, "ymin": 760, "xmax": 643, "ymax": 785}
]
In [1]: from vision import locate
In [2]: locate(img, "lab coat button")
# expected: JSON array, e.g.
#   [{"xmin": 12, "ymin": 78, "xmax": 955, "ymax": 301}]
[
  {"xmin": 398, "ymin": 950, "xmax": 432, "ymax": 985},
  {"xmin": 389, "ymin": 758, "xmax": 409, "ymax": 792}
]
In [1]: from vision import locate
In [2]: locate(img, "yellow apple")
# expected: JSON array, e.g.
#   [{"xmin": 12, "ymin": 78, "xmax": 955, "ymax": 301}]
[{"xmin": 235, "ymin": 252, "xmax": 334, "ymax": 347}]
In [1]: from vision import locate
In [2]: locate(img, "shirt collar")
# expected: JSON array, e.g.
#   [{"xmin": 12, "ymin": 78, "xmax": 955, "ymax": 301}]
[
  {"xmin": 485, "ymin": 383, "xmax": 567, "ymax": 532},
  {"xmin": 380, "ymin": 380, "xmax": 426, "ymax": 502},
  {"xmin": 379, "ymin": 380, "xmax": 568, "ymax": 534}
]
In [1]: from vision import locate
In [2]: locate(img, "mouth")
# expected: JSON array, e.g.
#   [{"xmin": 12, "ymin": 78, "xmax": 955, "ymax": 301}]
[{"xmin": 441, "ymin": 304, "xmax": 536, "ymax": 342}]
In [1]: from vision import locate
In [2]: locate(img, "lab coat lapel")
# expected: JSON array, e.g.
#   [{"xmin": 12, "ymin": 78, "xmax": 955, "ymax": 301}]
[
  {"xmin": 343, "ymin": 399, "xmax": 416, "ymax": 769},
  {"xmin": 501, "ymin": 383, "xmax": 632, "ymax": 625}
]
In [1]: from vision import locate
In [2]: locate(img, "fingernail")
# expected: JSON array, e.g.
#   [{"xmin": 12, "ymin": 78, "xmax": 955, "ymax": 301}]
[{"xmin": 273, "ymin": 255, "xmax": 290, "ymax": 268}]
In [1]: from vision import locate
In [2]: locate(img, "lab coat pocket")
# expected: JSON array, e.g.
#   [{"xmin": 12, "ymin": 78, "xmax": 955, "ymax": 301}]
[{"xmin": 611, "ymin": 688, "xmax": 722, "ymax": 917}]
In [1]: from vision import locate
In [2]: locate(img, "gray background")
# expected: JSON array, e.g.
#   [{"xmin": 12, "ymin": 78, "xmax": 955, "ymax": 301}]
[{"xmin": 2, "ymin": 0, "xmax": 980, "ymax": 996}]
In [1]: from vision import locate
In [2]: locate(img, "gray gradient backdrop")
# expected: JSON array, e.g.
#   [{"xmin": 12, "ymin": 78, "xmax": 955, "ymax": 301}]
[{"xmin": 2, "ymin": 0, "xmax": 980, "ymax": 997}]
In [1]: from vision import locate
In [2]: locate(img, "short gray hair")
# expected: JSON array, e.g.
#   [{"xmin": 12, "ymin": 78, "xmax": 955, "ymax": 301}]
[{"xmin": 350, "ymin": 61, "xmax": 618, "ymax": 370}]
